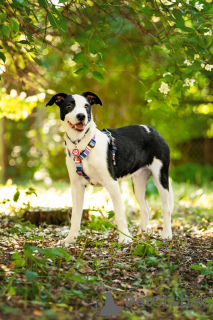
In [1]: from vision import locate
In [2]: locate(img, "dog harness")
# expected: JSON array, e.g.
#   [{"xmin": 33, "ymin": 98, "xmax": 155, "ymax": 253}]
[
  {"xmin": 102, "ymin": 128, "xmax": 117, "ymax": 166},
  {"xmin": 66, "ymin": 129, "xmax": 116, "ymax": 184}
]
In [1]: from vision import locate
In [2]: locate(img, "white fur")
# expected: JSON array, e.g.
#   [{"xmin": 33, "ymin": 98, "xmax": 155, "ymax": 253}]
[
  {"xmin": 63, "ymin": 126, "xmax": 131, "ymax": 243},
  {"xmin": 61, "ymin": 94, "xmax": 91, "ymax": 139},
  {"xmin": 148, "ymin": 157, "xmax": 172, "ymax": 239},
  {"xmin": 140, "ymin": 125, "xmax": 150, "ymax": 133},
  {"xmin": 60, "ymin": 95, "xmax": 173, "ymax": 244}
]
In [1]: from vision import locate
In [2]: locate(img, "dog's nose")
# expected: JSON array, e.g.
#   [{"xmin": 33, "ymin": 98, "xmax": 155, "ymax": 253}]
[{"xmin": 76, "ymin": 113, "xmax": 85, "ymax": 121}]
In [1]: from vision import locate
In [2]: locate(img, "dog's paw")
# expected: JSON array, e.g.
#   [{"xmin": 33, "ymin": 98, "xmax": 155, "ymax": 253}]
[
  {"xmin": 161, "ymin": 230, "xmax": 172, "ymax": 240},
  {"xmin": 60, "ymin": 236, "xmax": 77, "ymax": 245},
  {"xmin": 118, "ymin": 234, "xmax": 133, "ymax": 244}
]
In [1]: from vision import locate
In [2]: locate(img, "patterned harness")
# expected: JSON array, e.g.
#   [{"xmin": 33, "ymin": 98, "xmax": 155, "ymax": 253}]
[{"xmin": 66, "ymin": 129, "xmax": 117, "ymax": 184}]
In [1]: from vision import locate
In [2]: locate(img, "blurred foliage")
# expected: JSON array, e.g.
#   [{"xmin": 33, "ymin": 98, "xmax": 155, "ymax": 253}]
[
  {"xmin": 1, "ymin": 0, "xmax": 213, "ymax": 109},
  {"xmin": 170, "ymin": 162, "xmax": 213, "ymax": 185},
  {"xmin": 0, "ymin": 0, "xmax": 213, "ymax": 183}
]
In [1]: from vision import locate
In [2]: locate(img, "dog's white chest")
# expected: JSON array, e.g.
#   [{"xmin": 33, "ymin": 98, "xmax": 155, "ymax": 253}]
[{"xmin": 65, "ymin": 129, "xmax": 110, "ymax": 186}]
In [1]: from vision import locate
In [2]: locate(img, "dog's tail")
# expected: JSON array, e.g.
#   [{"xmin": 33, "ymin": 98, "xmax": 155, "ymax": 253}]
[{"xmin": 169, "ymin": 178, "xmax": 174, "ymax": 213}]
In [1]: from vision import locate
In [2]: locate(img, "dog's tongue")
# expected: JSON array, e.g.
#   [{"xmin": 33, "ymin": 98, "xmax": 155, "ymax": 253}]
[{"xmin": 75, "ymin": 123, "xmax": 84, "ymax": 130}]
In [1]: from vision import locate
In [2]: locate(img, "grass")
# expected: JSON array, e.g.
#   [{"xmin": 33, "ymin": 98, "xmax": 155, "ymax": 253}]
[{"xmin": 0, "ymin": 179, "xmax": 213, "ymax": 319}]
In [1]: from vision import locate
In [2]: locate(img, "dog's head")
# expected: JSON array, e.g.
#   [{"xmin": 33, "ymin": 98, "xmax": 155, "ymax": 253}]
[{"xmin": 46, "ymin": 92, "xmax": 102, "ymax": 132}]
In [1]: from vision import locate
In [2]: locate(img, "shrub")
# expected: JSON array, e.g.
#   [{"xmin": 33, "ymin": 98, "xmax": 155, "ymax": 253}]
[{"xmin": 170, "ymin": 163, "xmax": 213, "ymax": 185}]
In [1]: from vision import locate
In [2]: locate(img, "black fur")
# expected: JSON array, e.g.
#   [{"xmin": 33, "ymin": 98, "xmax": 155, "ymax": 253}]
[
  {"xmin": 59, "ymin": 95, "xmax": 76, "ymax": 121},
  {"xmin": 85, "ymin": 104, "xmax": 92, "ymax": 122},
  {"xmin": 81, "ymin": 92, "xmax": 102, "ymax": 106},
  {"xmin": 105, "ymin": 125, "xmax": 170, "ymax": 190},
  {"xmin": 46, "ymin": 93, "xmax": 68, "ymax": 107}
]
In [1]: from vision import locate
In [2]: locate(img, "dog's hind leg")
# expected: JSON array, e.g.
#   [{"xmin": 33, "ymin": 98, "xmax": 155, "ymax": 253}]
[
  {"xmin": 149, "ymin": 158, "xmax": 172, "ymax": 240},
  {"xmin": 132, "ymin": 168, "xmax": 151, "ymax": 233},
  {"xmin": 169, "ymin": 178, "xmax": 174, "ymax": 213},
  {"xmin": 105, "ymin": 180, "xmax": 132, "ymax": 243},
  {"xmin": 61, "ymin": 183, "xmax": 85, "ymax": 244}
]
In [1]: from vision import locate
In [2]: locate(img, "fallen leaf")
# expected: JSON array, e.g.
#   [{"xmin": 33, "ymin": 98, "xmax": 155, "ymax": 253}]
[
  {"xmin": 197, "ymin": 275, "xmax": 205, "ymax": 283},
  {"xmin": 33, "ymin": 310, "xmax": 42, "ymax": 316},
  {"xmin": 9, "ymin": 262, "xmax": 16, "ymax": 269},
  {"xmin": 79, "ymin": 263, "xmax": 95, "ymax": 274},
  {"xmin": 137, "ymin": 288, "xmax": 150, "ymax": 295}
]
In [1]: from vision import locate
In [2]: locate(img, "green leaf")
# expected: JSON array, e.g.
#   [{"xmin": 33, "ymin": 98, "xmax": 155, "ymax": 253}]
[
  {"xmin": 207, "ymin": 7, "xmax": 213, "ymax": 14},
  {"xmin": 31, "ymin": 10, "xmax": 39, "ymax": 22},
  {"xmin": 52, "ymin": 6, "xmax": 63, "ymax": 19},
  {"xmin": 0, "ymin": 52, "xmax": 6, "ymax": 63},
  {"xmin": 132, "ymin": 244, "xmax": 147, "ymax": 256},
  {"xmin": 92, "ymin": 71, "xmax": 105, "ymax": 82},
  {"xmin": 155, "ymin": 240, "xmax": 162, "ymax": 246},
  {"xmin": 10, "ymin": 19, "xmax": 19, "ymax": 33},
  {"xmin": 75, "ymin": 31, "xmax": 92, "ymax": 45},
  {"xmin": 33, "ymin": 57, "xmax": 48, "ymax": 68},
  {"xmin": 0, "ymin": 13, "xmax": 7, "ymax": 23},
  {"xmin": 58, "ymin": 28, "xmax": 66, "ymax": 39},
  {"xmin": 173, "ymin": 9, "xmax": 184, "ymax": 27},
  {"xmin": 18, "ymin": 40, "xmax": 30, "ymax": 44},
  {"xmin": 74, "ymin": 67, "xmax": 89, "ymax": 75},
  {"xmin": 13, "ymin": 189, "xmax": 20, "ymax": 202},
  {"xmin": 38, "ymin": 0, "xmax": 48, "ymax": 7},
  {"xmin": 34, "ymin": 26, "xmax": 45, "ymax": 33},
  {"xmin": 73, "ymin": 52, "xmax": 86, "ymax": 63},
  {"xmin": 95, "ymin": 63, "xmax": 108, "ymax": 73},
  {"xmin": 15, "ymin": 258, "xmax": 25, "ymax": 267},
  {"xmin": 149, "ymin": 100, "xmax": 160, "ymax": 110},
  {"xmin": 57, "ymin": 19, "xmax": 67, "ymax": 31},
  {"xmin": 190, "ymin": 264, "xmax": 203, "ymax": 270},
  {"xmin": 25, "ymin": 187, "xmax": 37, "ymax": 196},
  {"xmin": 11, "ymin": 253, "xmax": 22, "ymax": 260},
  {"xmin": 25, "ymin": 270, "xmax": 38, "ymax": 282},
  {"xmin": 8, "ymin": 286, "xmax": 16, "ymax": 297},
  {"xmin": 169, "ymin": 66, "xmax": 175, "ymax": 73},
  {"xmin": 24, "ymin": 6, "xmax": 31, "ymax": 16},
  {"xmin": 108, "ymin": 211, "xmax": 115, "ymax": 219},
  {"xmin": 48, "ymin": 12, "xmax": 58, "ymax": 30},
  {"xmin": 171, "ymin": 97, "xmax": 179, "ymax": 105},
  {"xmin": 145, "ymin": 256, "xmax": 158, "ymax": 266},
  {"xmin": 2, "ymin": 25, "xmax": 10, "ymax": 37},
  {"xmin": 201, "ymin": 269, "xmax": 213, "ymax": 275},
  {"xmin": 203, "ymin": 35, "xmax": 212, "ymax": 48}
]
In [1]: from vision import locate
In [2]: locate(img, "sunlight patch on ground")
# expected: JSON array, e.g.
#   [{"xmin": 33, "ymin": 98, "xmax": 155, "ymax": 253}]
[
  {"xmin": 0, "ymin": 181, "xmax": 212, "ymax": 238},
  {"xmin": 0, "ymin": 180, "xmax": 139, "ymax": 216}
]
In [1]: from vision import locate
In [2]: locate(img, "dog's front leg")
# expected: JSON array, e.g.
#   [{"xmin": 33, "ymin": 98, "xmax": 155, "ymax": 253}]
[
  {"xmin": 61, "ymin": 183, "xmax": 85, "ymax": 244},
  {"xmin": 105, "ymin": 181, "xmax": 132, "ymax": 244}
]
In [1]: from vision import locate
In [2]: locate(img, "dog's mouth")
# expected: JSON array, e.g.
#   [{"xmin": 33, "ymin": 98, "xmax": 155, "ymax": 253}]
[{"xmin": 68, "ymin": 121, "xmax": 85, "ymax": 131}]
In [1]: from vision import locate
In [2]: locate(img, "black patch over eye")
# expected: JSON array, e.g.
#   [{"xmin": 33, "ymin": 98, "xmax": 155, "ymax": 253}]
[{"xmin": 67, "ymin": 104, "xmax": 74, "ymax": 110}]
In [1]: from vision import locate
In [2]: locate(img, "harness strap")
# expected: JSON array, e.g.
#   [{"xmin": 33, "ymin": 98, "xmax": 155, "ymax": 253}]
[
  {"xmin": 102, "ymin": 128, "xmax": 117, "ymax": 166},
  {"xmin": 67, "ymin": 129, "xmax": 117, "ymax": 185},
  {"xmin": 67, "ymin": 135, "xmax": 96, "ymax": 184}
]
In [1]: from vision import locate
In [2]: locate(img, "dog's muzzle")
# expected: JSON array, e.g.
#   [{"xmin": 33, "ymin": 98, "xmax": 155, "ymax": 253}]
[{"xmin": 68, "ymin": 121, "xmax": 85, "ymax": 131}]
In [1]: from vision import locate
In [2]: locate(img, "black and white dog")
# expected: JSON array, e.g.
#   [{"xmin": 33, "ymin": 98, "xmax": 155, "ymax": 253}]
[{"xmin": 46, "ymin": 92, "xmax": 174, "ymax": 243}]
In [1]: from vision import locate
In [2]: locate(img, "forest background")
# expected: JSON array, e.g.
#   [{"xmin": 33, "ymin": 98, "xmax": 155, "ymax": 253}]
[{"xmin": 0, "ymin": 0, "xmax": 213, "ymax": 186}]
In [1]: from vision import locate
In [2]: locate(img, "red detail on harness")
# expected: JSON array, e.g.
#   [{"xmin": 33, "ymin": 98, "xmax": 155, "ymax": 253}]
[{"xmin": 72, "ymin": 148, "xmax": 80, "ymax": 157}]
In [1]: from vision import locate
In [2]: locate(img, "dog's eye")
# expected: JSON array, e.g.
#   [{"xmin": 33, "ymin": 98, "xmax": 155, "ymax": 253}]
[
  {"xmin": 85, "ymin": 104, "xmax": 89, "ymax": 108},
  {"xmin": 67, "ymin": 105, "xmax": 73, "ymax": 110}
]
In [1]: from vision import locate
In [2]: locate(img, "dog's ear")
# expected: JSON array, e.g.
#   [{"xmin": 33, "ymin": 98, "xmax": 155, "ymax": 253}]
[
  {"xmin": 46, "ymin": 93, "xmax": 68, "ymax": 107},
  {"xmin": 81, "ymin": 92, "xmax": 102, "ymax": 106}
]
